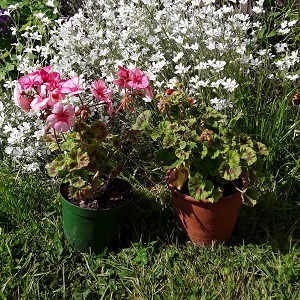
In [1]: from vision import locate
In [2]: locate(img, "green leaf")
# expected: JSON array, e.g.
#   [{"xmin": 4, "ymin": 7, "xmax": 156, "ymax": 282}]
[
  {"xmin": 226, "ymin": 150, "xmax": 240, "ymax": 167},
  {"xmin": 151, "ymin": 120, "xmax": 171, "ymax": 141},
  {"xmin": 240, "ymin": 146, "xmax": 257, "ymax": 166},
  {"xmin": 3, "ymin": 51, "xmax": 10, "ymax": 58},
  {"xmin": 67, "ymin": 149, "xmax": 90, "ymax": 171},
  {"xmin": 162, "ymin": 134, "xmax": 176, "ymax": 148},
  {"xmin": 218, "ymin": 162, "xmax": 242, "ymax": 181},
  {"xmin": 155, "ymin": 148, "xmax": 178, "ymax": 168},
  {"xmin": 6, "ymin": 63, "xmax": 15, "ymax": 71},
  {"xmin": 47, "ymin": 155, "xmax": 65, "ymax": 177},
  {"xmin": 179, "ymin": 141, "xmax": 186, "ymax": 149},
  {"xmin": 60, "ymin": 139, "xmax": 76, "ymax": 151},
  {"xmin": 201, "ymin": 145, "xmax": 208, "ymax": 159},
  {"xmin": 208, "ymin": 187, "xmax": 224, "ymax": 203},
  {"xmin": 254, "ymin": 142, "xmax": 269, "ymax": 156},
  {"xmin": 175, "ymin": 145, "xmax": 191, "ymax": 160},
  {"xmin": 132, "ymin": 110, "xmax": 152, "ymax": 130},
  {"xmin": 71, "ymin": 178, "xmax": 87, "ymax": 188},
  {"xmin": 241, "ymin": 187, "xmax": 258, "ymax": 207},
  {"xmin": 91, "ymin": 120, "xmax": 108, "ymax": 140},
  {"xmin": 228, "ymin": 113, "xmax": 243, "ymax": 128},
  {"xmin": 188, "ymin": 173, "xmax": 213, "ymax": 200},
  {"xmin": 239, "ymin": 133, "xmax": 253, "ymax": 147},
  {"xmin": 19, "ymin": 21, "xmax": 32, "ymax": 32}
]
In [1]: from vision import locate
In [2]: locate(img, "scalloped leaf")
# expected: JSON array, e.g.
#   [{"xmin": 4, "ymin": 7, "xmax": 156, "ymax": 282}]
[
  {"xmin": 218, "ymin": 161, "xmax": 242, "ymax": 181},
  {"xmin": 241, "ymin": 187, "xmax": 258, "ymax": 207},
  {"xmin": 155, "ymin": 148, "xmax": 178, "ymax": 168},
  {"xmin": 239, "ymin": 133, "xmax": 253, "ymax": 147},
  {"xmin": 67, "ymin": 148, "xmax": 90, "ymax": 171},
  {"xmin": 175, "ymin": 148, "xmax": 190, "ymax": 160},
  {"xmin": 163, "ymin": 134, "xmax": 176, "ymax": 148},
  {"xmin": 151, "ymin": 120, "xmax": 171, "ymax": 141},
  {"xmin": 240, "ymin": 146, "xmax": 257, "ymax": 166},
  {"xmin": 61, "ymin": 139, "xmax": 77, "ymax": 151},
  {"xmin": 254, "ymin": 141, "xmax": 269, "ymax": 156},
  {"xmin": 132, "ymin": 110, "xmax": 152, "ymax": 130},
  {"xmin": 188, "ymin": 173, "xmax": 213, "ymax": 200},
  {"xmin": 226, "ymin": 150, "xmax": 240, "ymax": 167},
  {"xmin": 69, "ymin": 183, "xmax": 93, "ymax": 201},
  {"xmin": 168, "ymin": 166, "xmax": 188, "ymax": 190},
  {"xmin": 47, "ymin": 154, "xmax": 65, "ymax": 177},
  {"xmin": 207, "ymin": 187, "xmax": 224, "ymax": 203},
  {"xmin": 91, "ymin": 120, "xmax": 108, "ymax": 140}
]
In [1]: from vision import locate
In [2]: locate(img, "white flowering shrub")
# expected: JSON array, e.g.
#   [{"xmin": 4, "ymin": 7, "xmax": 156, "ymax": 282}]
[
  {"xmin": 0, "ymin": 91, "xmax": 52, "ymax": 171},
  {"xmin": 1, "ymin": 0, "xmax": 300, "ymax": 176}
]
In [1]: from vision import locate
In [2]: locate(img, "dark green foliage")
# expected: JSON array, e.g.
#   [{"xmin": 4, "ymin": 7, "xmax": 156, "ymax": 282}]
[{"xmin": 0, "ymin": 0, "xmax": 59, "ymax": 82}]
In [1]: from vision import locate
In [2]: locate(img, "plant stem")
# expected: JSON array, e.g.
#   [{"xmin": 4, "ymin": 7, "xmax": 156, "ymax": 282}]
[{"xmin": 53, "ymin": 129, "xmax": 62, "ymax": 154}]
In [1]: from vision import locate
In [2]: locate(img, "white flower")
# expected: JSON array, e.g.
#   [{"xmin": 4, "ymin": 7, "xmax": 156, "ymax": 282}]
[
  {"xmin": 279, "ymin": 28, "xmax": 290, "ymax": 35},
  {"xmin": 194, "ymin": 62, "xmax": 208, "ymax": 70},
  {"xmin": 172, "ymin": 52, "xmax": 184, "ymax": 63},
  {"xmin": 46, "ymin": 0, "xmax": 55, "ymax": 7},
  {"xmin": 285, "ymin": 74, "xmax": 299, "ymax": 81},
  {"xmin": 174, "ymin": 63, "xmax": 190, "ymax": 74},
  {"xmin": 221, "ymin": 78, "xmax": 239, "ymax": 92},
  {"xmin": 167, "ymin": 78, "xmax": 180, "ymax": 89},
  {"xmin": 288, "ymin": 20, "xmax": 298, "ymax": 27},
  {"xmin": 210, "ymin": 98, "xmax": 232, "ymax": 110},
  {"xmin": 252, "ymin": 6, "xmax": 264, "ymax": 14},
  {"xmin": 208, "ymin": 60, "xmax": 226, "ymax": 72},
  {"xmin": 275, "ymin": 43, "xmax": 287, "ymax": 53}
]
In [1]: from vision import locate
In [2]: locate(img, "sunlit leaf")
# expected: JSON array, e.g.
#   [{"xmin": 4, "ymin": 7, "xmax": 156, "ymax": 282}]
[{"xmin": 188, "ymin": 173, "xmax": 213, "ymax": 200}]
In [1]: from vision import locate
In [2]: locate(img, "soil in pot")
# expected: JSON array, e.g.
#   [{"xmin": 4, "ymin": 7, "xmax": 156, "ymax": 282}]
[{"xmin": 60, "ymin": 177, "xmax": 133, "ymax": 210}]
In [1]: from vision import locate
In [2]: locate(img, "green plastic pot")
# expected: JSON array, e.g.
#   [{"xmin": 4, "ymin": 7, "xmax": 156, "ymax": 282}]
[{"xmin": 60, "ymin": 180, "xmax": 133, "ymax": 254}]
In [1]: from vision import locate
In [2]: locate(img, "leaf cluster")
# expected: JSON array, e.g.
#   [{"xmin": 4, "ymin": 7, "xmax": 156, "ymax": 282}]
[
  {"xmin": 46, "ymin": 109, "xmax": 151, "ymax": 202},
  {"xmin": 151, "ymin": 85, "xmax": 269, "ymax": 206}
]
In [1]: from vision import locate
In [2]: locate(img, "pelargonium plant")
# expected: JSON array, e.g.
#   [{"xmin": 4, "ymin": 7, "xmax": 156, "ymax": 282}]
[
  {"xmin": 149, "ymin": 83, "xmax": 269, "ymax": 206},
  {"xmin": 14, "ymin": 65, "xmax": 153, "ymax": 203}
]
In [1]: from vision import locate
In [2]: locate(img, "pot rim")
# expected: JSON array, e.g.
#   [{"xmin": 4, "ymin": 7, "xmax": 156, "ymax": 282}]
[
  {"xmin": 59, "ymin": 178, "xmax": 133, "ymax": 211},
  {"xmin": 165, "ymin": 169, "xmax": 247, "ymax": 205}
]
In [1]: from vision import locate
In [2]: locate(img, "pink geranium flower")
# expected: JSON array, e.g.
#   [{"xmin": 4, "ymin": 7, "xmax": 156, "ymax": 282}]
[
  {"xmin": 90, "ymin": 79, "xmax": 113, "ymax": 101},
  {"xmin": 14, "ymin": 84, "xmax": 32, "ymax": 111},
  {"xmin": 60, "ymin": 76, "xmax": 84, "ymax": 96},
  {"xmin": 30, "ymin": 85, "xmax": 50, "ymax": 110},
  {"xmin": 47, "ymin": 88, "xmax": 65, "ymax": 105},
  {"xmin": 113, "ymin": 66, "xmax": 130, "ymax": 89},
  {"xmin": 90, "ymin": 80, "xmax": 113, "ymax": 115},
  {"xmin": 18, "ymin": 72, "xmax": 42, "ymax": 90},
  {"xmin": 128, "ymin": 68, "xmax": 149, "ymax": 90},
  {"xmin": 145, "ymin": 86, "xmax": 154, "ymax": 98},
  {"xmin": 47, "ymin": 102, "xmax": 75, "ymax": 132}
]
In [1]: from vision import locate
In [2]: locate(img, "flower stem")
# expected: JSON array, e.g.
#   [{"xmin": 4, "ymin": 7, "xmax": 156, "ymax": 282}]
[{"xmin": 53, "ymin": 129, "xmax": 62, "ymax": 154}]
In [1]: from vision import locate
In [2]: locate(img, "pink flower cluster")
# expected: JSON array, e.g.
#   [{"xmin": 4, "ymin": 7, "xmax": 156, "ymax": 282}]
[
  {"xmin": 113, "ymin": 66, "xmax": 153, "ymax": 98},
  {"xmin": 15, "ymin": 65, "xmax": 153, "ymax": 133}
]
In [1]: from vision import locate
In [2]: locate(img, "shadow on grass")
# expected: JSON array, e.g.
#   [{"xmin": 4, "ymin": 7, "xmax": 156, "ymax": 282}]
[
  {"xmin": 112, "ymin": 187, "xmax": 188, "ymax": 251},
  {"xmin": 0, "ymin": 210, "xmax": 15, "ymax": 232},
  {"xmin": 111, "ymin": 181, "xmax": 300, "ymax": 254},
  {"xmin": 232, "ymin": 183, "xmax": 300, "ymax": 253}
]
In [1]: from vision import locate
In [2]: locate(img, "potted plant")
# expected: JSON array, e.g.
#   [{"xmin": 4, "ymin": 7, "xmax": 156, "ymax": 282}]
[
  {"xmin": 148, "ymin": 83, "xmax": 269, "ymax": 246},
  {"xmin": 14, "ymin": 65, "xmax": 153, "ymax": 253}
]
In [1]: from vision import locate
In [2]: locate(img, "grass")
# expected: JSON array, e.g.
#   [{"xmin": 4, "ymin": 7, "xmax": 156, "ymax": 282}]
[{"xmin": 1, "ymin": 165, "xmax": 300, "ymax": 299}]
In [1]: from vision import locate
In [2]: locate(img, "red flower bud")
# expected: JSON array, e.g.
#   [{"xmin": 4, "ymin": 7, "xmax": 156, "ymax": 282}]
[{"xmin": 166, "ymin": 89, "xmax": 173, "ymax": 95}]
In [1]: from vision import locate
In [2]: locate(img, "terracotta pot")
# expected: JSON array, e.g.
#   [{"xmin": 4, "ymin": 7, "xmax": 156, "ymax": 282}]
[{"xmin": 166, "ymin": 170, "xmax": 244, "ymax": 246}]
